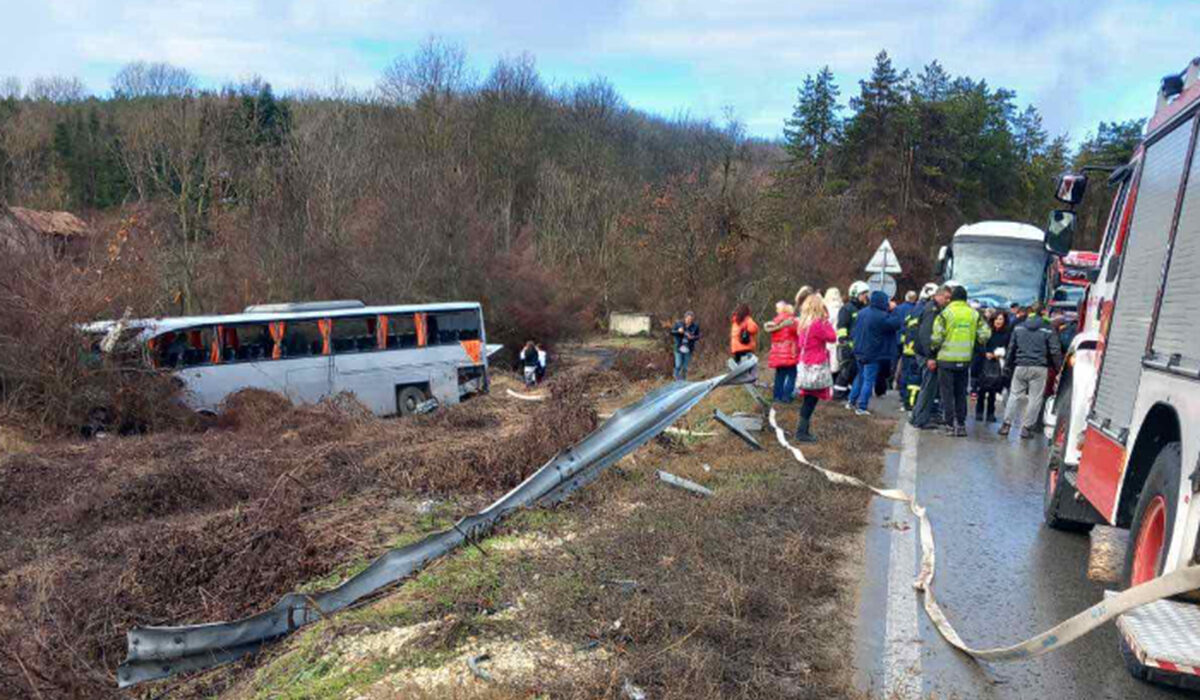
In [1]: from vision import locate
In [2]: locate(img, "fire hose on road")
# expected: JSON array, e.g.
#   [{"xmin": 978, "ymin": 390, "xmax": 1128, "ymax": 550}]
[{"xmin": 765, "ymin": 408, "xmax": 1200, "ymax": 663}]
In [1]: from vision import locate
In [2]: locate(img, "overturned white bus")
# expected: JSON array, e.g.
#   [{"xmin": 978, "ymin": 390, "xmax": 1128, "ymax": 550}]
[{"xmin": 85, "ymin": 300, "xmax": 492, "ymax": 416}]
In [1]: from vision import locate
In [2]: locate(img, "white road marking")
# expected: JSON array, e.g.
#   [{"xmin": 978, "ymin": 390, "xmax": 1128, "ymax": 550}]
[{"xmin": 882, "ymin": 424, "xmax": 923, "ymax": 698}]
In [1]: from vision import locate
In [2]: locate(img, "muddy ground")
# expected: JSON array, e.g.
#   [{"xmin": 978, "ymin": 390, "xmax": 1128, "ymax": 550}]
[{"xmin": 0, "ymin": 347, "xmax": 892, "ymax": 699}]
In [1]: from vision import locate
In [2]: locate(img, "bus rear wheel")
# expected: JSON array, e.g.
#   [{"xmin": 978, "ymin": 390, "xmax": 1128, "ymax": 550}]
[
  {"xmin": 1123, "ymin": 443, "xmax": 1181, "ymax": 588},
  {"xmin": 397, "ymin": 386, "xmax": 428, "ymax": 416}
]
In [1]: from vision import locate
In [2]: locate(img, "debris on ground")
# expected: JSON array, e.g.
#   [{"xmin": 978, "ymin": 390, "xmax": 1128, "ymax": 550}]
[
  {"xmin": 656, "ymin": 469, "xmax": 714, "ymax": 497},
  {"xmin": 712, "ymin": 408, "xmax": 764, "ymax": 450}
]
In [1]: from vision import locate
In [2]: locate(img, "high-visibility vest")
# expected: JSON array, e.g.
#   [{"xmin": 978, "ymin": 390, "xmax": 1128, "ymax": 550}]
[
  {"xmin": 902, "ymin": 313, "xmax": 920, "ymax": 356},
  {"xmin": 931, "ymin": 301, "xmax": 990, "ymax": 364}
]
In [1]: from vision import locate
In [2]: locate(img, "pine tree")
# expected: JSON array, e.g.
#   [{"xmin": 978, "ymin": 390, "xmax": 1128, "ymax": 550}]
[
  {"xmin": 913, "ymin": 60, "xmax": 951, "ymax": 102},
  {"xmin": 842, "ymin": 50, "xmax": 910, "ymax": 212},
  {"xmin": 783, "ymin": 66, "xmax": 841, "ymax": 180}
]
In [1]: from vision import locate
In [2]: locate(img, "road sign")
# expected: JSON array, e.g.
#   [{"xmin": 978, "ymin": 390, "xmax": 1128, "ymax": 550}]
[
  {"xmin": 865, "ymin": 239, "xmax": 902, "ymax": 274},
  {"xmin": 867, "ymin": 272, "xmax": 897, "ymax": 300}
]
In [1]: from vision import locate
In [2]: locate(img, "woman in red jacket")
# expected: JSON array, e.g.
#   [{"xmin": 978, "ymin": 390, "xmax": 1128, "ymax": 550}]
[
  {"xmin": 764, "ymin": 301, "xmax": 798, "ymax": 403},
  {"xmin": 794, "ymin": 294, "xmax": 838, "ymax": 442}
]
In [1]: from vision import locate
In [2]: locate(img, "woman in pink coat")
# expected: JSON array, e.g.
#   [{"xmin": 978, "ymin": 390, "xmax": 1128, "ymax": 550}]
[{"xmin": 794, "ymin": 294, "xmax": 838, "ymax": 442}]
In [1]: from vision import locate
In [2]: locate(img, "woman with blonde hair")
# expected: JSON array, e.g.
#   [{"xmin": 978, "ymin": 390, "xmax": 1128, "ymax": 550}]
[
  {"xmin": 794, "ymin": 285, "xmax": 815, "ymax": 310},
  {"xmin": 793, "ymin": 293, "xmax": 838, "ymax": 442}
]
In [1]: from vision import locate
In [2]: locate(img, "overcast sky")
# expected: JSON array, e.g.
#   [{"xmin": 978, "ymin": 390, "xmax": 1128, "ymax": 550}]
[{"xmin": 3, "ymin": 0, "xmax": 1195, "ymax": 143}]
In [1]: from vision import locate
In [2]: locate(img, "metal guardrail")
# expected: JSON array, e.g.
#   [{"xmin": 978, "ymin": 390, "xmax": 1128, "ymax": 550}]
[{"xmin": 117, "ymin": 359, "xmax": 757, "ymax": 687}]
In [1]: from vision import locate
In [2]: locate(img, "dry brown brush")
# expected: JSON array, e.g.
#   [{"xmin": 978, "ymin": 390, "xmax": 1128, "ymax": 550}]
[{"xmin": 0, "ymin": 369, "xmax": 599, "ymax": 699}]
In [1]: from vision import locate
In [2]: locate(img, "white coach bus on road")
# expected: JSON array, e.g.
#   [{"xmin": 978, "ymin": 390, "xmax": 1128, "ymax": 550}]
[{"xmin": 85, "ymin": 300, "xmax": 493, "ymax": 416}]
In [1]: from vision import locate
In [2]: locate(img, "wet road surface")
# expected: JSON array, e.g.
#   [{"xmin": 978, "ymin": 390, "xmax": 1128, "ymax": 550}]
[{"xmin": 854, "ymin": 394, "xmax": 1190, "ymax": 699}]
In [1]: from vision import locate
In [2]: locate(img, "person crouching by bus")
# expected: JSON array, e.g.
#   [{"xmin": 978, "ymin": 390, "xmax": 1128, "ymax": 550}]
[
  {"xmin": 521, "ymin": 340, "xmax": 540, "ymax": 387},
  {"xmin": 764, "ymin": 301, "xmax": 798, "ymax": 403},
  {"xmin": 729, "ymin": 303, "xmax": 759, "ymax": 364},
  {"xmin": 930, "ymin": 286, "xmax": 990, "ymax": 437},
  {"xmin": 536, "ymin": 342, "xmax": 548, "ymax": 383},
  {"xmin": 671, "ymin": 312, "xmax": 701, "ymax": 380},
  {"xmin": 793, "ymin": 294, "xmax": 838, "ymax": 442},
  {"xmin": 999, "ymin": 303, "xmax": 1062, "ymax": 439}
]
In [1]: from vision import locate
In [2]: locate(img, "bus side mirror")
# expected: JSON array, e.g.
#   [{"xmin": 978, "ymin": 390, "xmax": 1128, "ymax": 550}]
[
  {"xmin": 936, "ymin": 245, "xmax": 948, "ymax": 275},
  {"xmin": 1055, "ymin": 173, "xmax": 1089, "ymax": 206},
  {"xmin": 1046, "ymin": 210, "xmax": 1076, "ymax": 256}
]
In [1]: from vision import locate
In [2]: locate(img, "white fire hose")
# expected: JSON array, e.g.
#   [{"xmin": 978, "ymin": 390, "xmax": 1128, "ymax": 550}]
[{"xmin": 766, "ymin": 408, "xmax": 1200, "ymax": 662}]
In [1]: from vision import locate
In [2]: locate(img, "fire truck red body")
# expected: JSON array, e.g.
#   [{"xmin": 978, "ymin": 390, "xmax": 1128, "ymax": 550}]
[{"xmin": 1044, "ymin": 56, "xmax": 1200, "ymax": 687}]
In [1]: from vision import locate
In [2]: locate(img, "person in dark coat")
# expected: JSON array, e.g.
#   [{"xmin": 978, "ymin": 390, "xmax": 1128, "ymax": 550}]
[
  {"xmin": 671, "ymin": 312, "xmax": 701, "ymax": 380},
  {"xmin": 847, "ymin": 290, "xmax": 903, "ymax": 415},
  {"xmin": 1000, "ymin": 305, "xmax": 1063, "ymax": 438},
  {"xmin": 833, "ymin": 281, "xmax": 869, "ymax": 398},
  {"xmin": 975, "ymin": 312, "xmax": 1011, "ymax": 423},
  {"xmin": 910, "ymin": 284, "xmax": 952, "ymax": 429}
]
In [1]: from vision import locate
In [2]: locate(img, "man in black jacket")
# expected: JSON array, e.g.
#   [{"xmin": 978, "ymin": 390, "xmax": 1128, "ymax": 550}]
[
  {"xmin": 1000, "ymin": 303, "xmax": 1063, "ymax": 438},
  {"xmin": 909, "ymin": 284, "xmax": 951, "ymax": 429},
  {"xmin": 834, "ymin": 281, "xmax": 870, "ymax": 399},
  {"xmin": 671, "ymin": 312, "xmax": 701, "ymax": 380}
]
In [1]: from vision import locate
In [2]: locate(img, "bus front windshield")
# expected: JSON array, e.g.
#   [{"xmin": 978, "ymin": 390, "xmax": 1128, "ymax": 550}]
[{"xmin": 950, "ymin": 239, "xmax": 1047, "ymax": 308}]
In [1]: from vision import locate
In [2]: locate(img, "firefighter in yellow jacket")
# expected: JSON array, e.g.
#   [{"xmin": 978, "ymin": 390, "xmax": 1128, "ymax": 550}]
[{"xmin": 930, "ymin": 285, "xmax": 991, "ymax": 436}]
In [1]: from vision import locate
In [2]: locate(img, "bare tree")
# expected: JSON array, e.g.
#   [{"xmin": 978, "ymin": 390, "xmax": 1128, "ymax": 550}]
[
  {"xmin": 0, "ymin": 77, "xmax": 20, "ymax": 100},
  {"xmin": 377, "ymin": 36, "xmax": 471, "ymax": 105},
  {"xmin": 25, "ymin": 76, "xmax": 88, "ymax": 103},
  {"xmin": 111, "ymin": 61, "xmax": 195, "ymax": 98}
]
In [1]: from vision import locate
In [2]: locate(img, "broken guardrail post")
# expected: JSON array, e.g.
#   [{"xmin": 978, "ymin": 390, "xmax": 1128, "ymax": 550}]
[
  {"xmin": 713, "ymin": 408, "xmax": 763, "ymax": 450},
  {"xmin": 656, "ymin": 469, "xmax": 714, "ymax": 497}
]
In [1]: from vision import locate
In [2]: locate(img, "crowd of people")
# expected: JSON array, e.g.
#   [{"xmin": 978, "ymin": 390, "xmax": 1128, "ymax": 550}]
[{"xmin": 668, "ymin": 279, "xmax": 1074, "ymax": 443}]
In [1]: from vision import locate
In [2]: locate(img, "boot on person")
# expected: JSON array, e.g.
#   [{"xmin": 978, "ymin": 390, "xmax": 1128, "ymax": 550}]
[
  {"xmin": 998, "ymin": 422, "xmax": 1012, "ymax": 436},
  {"xmin": 795, "ymin": 416, "xmax": 817, "ymax": 443}
]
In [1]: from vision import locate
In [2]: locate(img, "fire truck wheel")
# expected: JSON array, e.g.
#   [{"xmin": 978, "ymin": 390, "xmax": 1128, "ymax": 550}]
[
  {"xmin": 1123, "ymin": 442, "xmax": 1182, "ymax": 589},
  {"xmin": 1042, "ymin": 384, "xmax": 1093, "ymax": 532}
]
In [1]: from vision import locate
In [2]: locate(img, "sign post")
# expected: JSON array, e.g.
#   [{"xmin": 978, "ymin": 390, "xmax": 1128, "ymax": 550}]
[{"xmin": 865, "ymin": 239, "xmax": 902, "ymax": 299}]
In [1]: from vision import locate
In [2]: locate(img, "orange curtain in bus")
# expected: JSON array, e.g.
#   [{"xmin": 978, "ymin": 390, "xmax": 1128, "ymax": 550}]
[
  {"xmin": 317, "ymin": 319, "xmax": 332, "ymax": 355},
  {"xmin": 376, "ymin": 315, "xmax": 388, "ymax": 349},
  {"xmin": 147, "ymin": 336, "xmax": 161, "ymax": 368},
  {"xmin": 460, "ymin": 339, "xmax": 483, "ymax": 364},
  {"xmin": 269, "ymin": 321, "xmax": 286, "ymax": 359},
  {"xmin": 211, "ymin": 325, "xmax": 224, "ymax": 364},
  {"xmin": 414, "ymin": 313, "xmax": 428, "ymax": 347}
]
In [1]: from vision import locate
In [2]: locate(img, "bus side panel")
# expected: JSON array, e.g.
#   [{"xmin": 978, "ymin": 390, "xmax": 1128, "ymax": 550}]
[
  {"xmin": 1077, "ymin": 425, "xmax": 1126, "ymax": 523},
  {"xmin": 333, "ymin": 346, "xmax": 465, "ymax": 415},
  {"xmin": 178, "ymin": 360, "xmax": 313, "ymax": 412}
]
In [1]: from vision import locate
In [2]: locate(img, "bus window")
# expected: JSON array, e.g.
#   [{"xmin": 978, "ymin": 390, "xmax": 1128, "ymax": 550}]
[
  {"xmin": 224, "ymin": 324, "xmax": 273, "ymax": 363},
  {"xmin": 150, "ymin": 327, "xmax": 214, "ymax": 368},
  {"xmin": 279, "ymin": 320, "xmax": 323, "ymax": 358},
  {"xmin": 331, "ymin": 316, "xmax": 377, "ymax": 353},
  {"xmin": 431, "ymin": 310, "xmax": 481, "ymax": 344},
  {"xmin": 384, "ymin": 314, "xmax": 418, "ymax": 349}
]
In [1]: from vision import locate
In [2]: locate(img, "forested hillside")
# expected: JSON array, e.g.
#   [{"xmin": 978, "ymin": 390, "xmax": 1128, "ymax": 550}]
[{"xmin": 0, "ymin": 42, "xmax": 1144, "ymax": 344}]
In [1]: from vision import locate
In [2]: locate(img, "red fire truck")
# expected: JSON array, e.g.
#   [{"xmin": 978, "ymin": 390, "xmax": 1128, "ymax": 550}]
[{"xmin": 1043, "ymin": 56, "xmax": 1200, "ymax": 688}]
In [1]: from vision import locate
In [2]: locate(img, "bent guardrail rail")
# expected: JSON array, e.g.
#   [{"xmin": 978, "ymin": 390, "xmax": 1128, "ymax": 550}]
[{"xmin": 117, "ymin": 358, "xmax": 757, "ymax": 687}]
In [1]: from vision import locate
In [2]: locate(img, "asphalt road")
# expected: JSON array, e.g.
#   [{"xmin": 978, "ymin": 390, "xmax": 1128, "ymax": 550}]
[{"xmin": 853, "ymin": 393, "xmax": 1191, "ymax": 699}]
